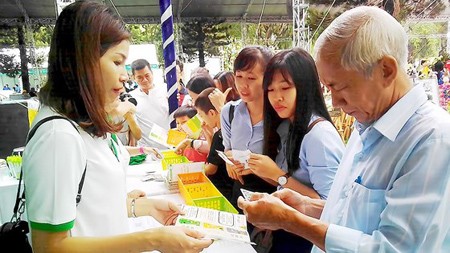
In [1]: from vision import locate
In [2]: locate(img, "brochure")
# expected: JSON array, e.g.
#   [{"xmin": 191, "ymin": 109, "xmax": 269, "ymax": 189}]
[
  {"xmin": 180, "ymin": 114, "xmax": 203, "ymax": 139},
  {"xmin": 147, "ymin": 122, "xmax": 172, "ymax": 149},
  {"xmin": 175, "ymin": 205, "xmax": 254, "ymax": 245},
  {"xmin": 167, "ymin": 129, "xmax": 188, "ymax": 146}
]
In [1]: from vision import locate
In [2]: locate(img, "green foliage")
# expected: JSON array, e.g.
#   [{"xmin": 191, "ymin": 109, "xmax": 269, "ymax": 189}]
[
  {"xmin": 246, "ymin": 23, "xmax": 293, "ymax": 50},
  {"xmin": 209, "ymin": 23, "xmax": 293, "ymax": 71},
  {"xmin": 32, "ymin": 25, "xmax": 53, "ymax": 48},
  {"xmin": 408, "ymin": 22, "xmax": 448, "ymax": 61},
  {"xmin": 180, "ymin": 18, "xmax": 231, "ymax": 67},
  {"xmin": 0, "ymin": 24, "xmax": 53, "ymax": 48},
  {"xmin": 309, "ymin": 0, "xmax": 446, "ymax": 21},
  {"xmin": 219, "ymin": 40, "xmax": 242, "ymax": 71},
  {"xmin": 306, "ymin": 0, "xmax": 447, "ymax": 53},
  {"xmin": 216, "ymin": 24, "xmax": 243, "ymax": 71},
  {"xmin": 0, "ymin": 26, "xmax": 18, "ymax": 47},
  {"xmin": 441, "ymin": 51, "xmax": 449, "ymax": 62},
  {"xmin": 397, "ymin": 0, "xmax": 446, "ymax": 20},
  {"xmin": 0, "ymin": 53, "xmax": 20, "ymax": 78},
  {"xmin": 126, "ymin": 24, "xmax": 164, "ymax": 67},
  {"xmin": 307, "ymin": 5, "xmax": 345, "ymax": 46}
]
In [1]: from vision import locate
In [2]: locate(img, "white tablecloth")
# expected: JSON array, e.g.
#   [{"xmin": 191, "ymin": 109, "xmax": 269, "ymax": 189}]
[{"xmin": 0, "ymin": 177, "xmax": 25, "ymax": 224}]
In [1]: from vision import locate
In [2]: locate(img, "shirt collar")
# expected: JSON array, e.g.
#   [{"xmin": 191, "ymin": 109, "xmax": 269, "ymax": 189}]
[
  {"xmin": 235, "ymin": 99, "xmax": 247, "ymax": 112},
  {"xmin": 276, "ymin": 120, "xmax": 290, "ymax": 136},
  {"xmin": 354, "ymin": 121, "xmax": 370, "ymax": 136},
  {"xmin": 373, "ymin": 85, "xmax": 427, "ymax": 142}
]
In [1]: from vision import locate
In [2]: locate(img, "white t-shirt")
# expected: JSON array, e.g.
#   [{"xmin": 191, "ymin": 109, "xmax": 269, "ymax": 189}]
[
  {"xmin": 23, "ymin": 106, "xmax": 130, "ymax": 236},
  {"xmin": 130, "ymin": 84, "xmax": 169, "ymax": 148}
]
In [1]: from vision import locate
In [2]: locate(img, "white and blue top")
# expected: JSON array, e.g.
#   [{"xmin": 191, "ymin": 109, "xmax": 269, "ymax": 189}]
[
  {"xmin": 221, "ymin": 100, "xmax": 264, "ymax": 153},
  {"xmin": 275, "ymin": 115, "xmax": 344, "ymax": 199},
  {"xmin": 312, "ymin": 85, "xmax": 450, "ymax": 252}
]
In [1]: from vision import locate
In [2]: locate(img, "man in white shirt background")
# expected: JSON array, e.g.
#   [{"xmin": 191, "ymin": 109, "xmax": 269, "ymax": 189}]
[{"xmin": 130, "ymin": 59, "xmax": 170, "ymax": 149}]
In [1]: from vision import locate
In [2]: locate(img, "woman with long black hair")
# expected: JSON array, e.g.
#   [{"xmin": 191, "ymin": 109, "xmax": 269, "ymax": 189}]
[{"xmin": 247, "ymin": 47, "xmax": 344, "ymax": 253}]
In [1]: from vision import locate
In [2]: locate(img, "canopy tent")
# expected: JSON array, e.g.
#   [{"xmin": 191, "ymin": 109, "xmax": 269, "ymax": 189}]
[{"xmin": 0, "ymin": 0, "xmax": 293, "ymax": 25}]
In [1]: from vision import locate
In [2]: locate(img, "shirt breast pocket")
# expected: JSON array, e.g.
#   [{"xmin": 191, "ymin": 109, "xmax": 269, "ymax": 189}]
[{"xmin": 345, "ymin": 182, "xmax": 386, "ymax": 234}]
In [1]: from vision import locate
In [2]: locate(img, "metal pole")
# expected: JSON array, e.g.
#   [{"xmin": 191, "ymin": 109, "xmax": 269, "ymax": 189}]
[
  {"xmin": 292, "ymin": 0, "xmax": 309, "ymax": 51},
  {"xmin": 159, "ymin": 0, "xmax": 178, "ymax": 128}
]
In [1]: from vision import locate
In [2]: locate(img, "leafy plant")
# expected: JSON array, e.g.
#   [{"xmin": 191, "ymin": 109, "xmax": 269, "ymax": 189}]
[
  {"xmin": 0, "ymin": 53, "xmax": 20, "ymax": 78},
  {"xmin": 180, "ymin": 18, "xmax": 231, "ymax": 67}
]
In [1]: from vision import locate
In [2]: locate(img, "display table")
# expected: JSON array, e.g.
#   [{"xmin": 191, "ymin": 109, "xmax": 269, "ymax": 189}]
[
  {"xmin": 0, "ymin": 177, "xmax": 25, "ymax": 224},
  {"xmin": 126, "ymin": 160, "xmax": 257, "ymax": 253},
  {"xmin": 0, "ymin": 159, "xmax": 256, "ymax": 252}
]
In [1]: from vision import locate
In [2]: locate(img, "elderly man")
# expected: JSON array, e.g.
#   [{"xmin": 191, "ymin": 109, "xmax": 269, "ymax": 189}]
[
  {"xmin": 238, "ymin": 6, "xmax": 450, "ymax": 252},
  {"xmin": 130, "ymin": 59, "xmax": 170, "ymax": 148}
]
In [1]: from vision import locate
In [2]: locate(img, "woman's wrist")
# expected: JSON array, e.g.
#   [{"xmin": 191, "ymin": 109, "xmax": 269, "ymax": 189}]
[
  {"xmin": 135, "ymin": 229, "xmax": 160, "ymax": 251},
  {"xmin": 271, "ymin": 169, "xmax": 287, "ymax": 182}
]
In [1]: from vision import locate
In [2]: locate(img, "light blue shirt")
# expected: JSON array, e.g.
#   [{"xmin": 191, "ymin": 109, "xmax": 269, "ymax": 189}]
[
  {"xmin": 312, "ymin": 85, "xmax": 450, "ymax": 252},
  {"xmin": 221, "ymin": 100, "xmax": 264, "ymax": 154},
  {"xmin": 275, "ymin": 116, "xmax": 344, "ymax": 199}
]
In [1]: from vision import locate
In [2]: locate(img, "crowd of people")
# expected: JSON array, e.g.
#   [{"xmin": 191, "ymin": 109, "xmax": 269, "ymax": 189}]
[
  {"xmin": 2, "ymin": 83, "xmax": 22, "ymax": 93},
  {"xmin": 407, "ymin": 58, "xmax": 450, "ymax": 84},
  {"xmin": 19, "ymin": 1, "xmax": 449, "ymax": 253}
]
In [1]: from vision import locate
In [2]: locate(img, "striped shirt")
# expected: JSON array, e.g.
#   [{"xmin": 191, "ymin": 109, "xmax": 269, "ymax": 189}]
[{"xmin": 313, "ymin": 85, "xmax": 450, "ymax": 252}]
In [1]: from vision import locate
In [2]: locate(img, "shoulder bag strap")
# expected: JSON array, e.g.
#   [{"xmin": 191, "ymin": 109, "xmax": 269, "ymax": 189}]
[
  {"xmin": 13, "ymin": 116, "xmax": 87, "ymax": 215},
  {"xmin": 307, "ymin": 118, "xmax": 326, "ymax": 133},
  {"xmin": 229, "ymin": 104, "xmax": 235, "ymax": 125}
]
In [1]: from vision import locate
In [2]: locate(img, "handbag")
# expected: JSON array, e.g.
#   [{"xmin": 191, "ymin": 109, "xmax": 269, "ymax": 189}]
[
  {"xmin": 0, "ymin": 116, "xmax": 87, "ymax": 253},
  {"xmin": 0, "ymin": 170, "xmax": 33, "ymax": 253}
]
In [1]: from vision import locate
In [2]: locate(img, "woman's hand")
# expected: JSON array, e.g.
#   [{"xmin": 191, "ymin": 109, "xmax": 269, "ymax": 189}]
[
  {"xmin": 112, "ymin": 100, "xmax": 136, "ymax": 117},
  {"xmin": 146, "ymin": 198, "xmax": 182, "ymax": 225},
  {"xmin": 224, "ymin": 150, "xmax": 245, "ymax": 184},
  {"xmin": 201, "ymin": 122, "xmax": 214, "ymax": 145},
  {"xmin": 150, "ymin": 226, "xmax": 213, "ymax": 253},
  {"xmin": 144, "ymin": 147, "xmax": 163, "ymax": 160},
  {"xmin": 127, "ymin": 189, "xmax": 146, "ymax": 199},
  {"xmin": 248, "ymin": 153, "xmax": 284, "ymax": 181},
  {"xmin": 208, "ymin": 88, "xmax": 232, "ymax": 113}
]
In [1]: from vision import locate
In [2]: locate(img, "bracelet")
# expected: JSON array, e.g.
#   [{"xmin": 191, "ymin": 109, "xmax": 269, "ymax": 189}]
[
  {"xmin": 139, "ymin": 146, "xmax": 145, "ymax": 154},
  {"xmin": 131, "ymin": 198, "xmax": 137, "ymax": 218}
]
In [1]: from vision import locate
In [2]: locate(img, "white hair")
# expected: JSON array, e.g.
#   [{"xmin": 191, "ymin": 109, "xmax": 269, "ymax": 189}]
[{"xmin": 314, "ymin": 6, "xmax": 408, "ymax": 77}]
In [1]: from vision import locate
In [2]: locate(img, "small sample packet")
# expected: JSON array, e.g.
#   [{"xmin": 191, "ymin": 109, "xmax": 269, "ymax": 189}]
[
  {"xmin": 216, "ymin": 150, "xmax": 234, "ymax": 165},
  {"xmin": 240, "ymin": 188, "xmax": 255, "ymax": 201},
  {"xmin": 141, "ymin": 173, "xmax": 165, "ymax": 182},
  {"xmin": 232, "ymin": 149, "xmax": 252, "ymax": 169}
]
